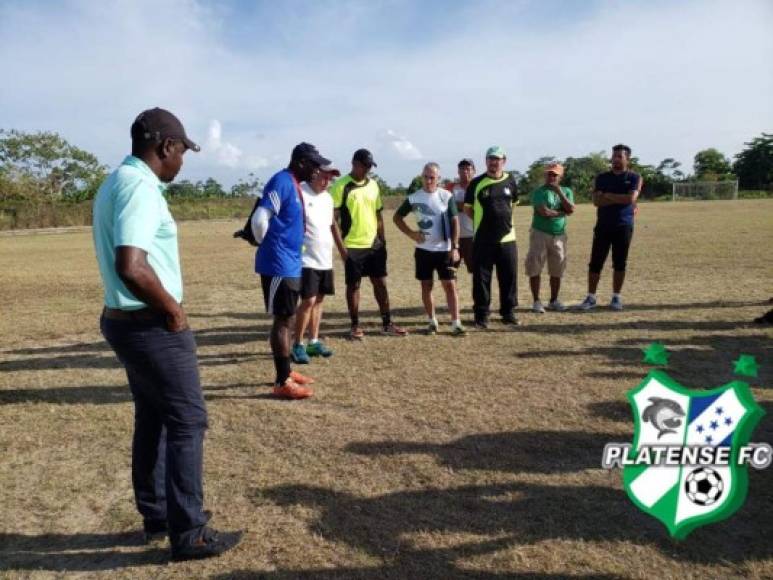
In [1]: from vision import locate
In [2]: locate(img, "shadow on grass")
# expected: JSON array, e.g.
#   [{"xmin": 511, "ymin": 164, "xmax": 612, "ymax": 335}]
[
  {"xmin": 253, "ymin": 468, "xmax": 772, "ymax": 577},
  {"xmin": 0, "ymin": 531, "xmax": 167, "ymax": 572},
  {"xmin": 0, "ymin": 382, "xmax": 262, "ymax": 405},
  {"xmin": 192, "ymin": 299, "xmax": 769, "ymax": 323},
  {"xmin": 212, "ymin": 567, "xmax": 618, "ymax": 579},
  {"xmin": 255, "ymin": 420, "xmax": 773, "ymax": 578},
  {"xmin": 549, "ymin": 333, "xmax": 773, "ymax": 388},
  {"xmin": 347, "ymin": 430, "xmax": 625, "ymax": 474}
]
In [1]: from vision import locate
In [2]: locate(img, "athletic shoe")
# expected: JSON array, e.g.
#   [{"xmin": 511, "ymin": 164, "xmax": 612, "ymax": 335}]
[
  {"xmin": 349, "ymin": 326, "xmax": 364, "ymax": 340},
  {"xmin": 451, "ymin": 324, "xmax": 467, "ymax": 337},
  {"xmin": 474, "ymin": 318, "xmax": 489, "ymax": 330},
  {"xmin": 291, "ymin": 343, "xmax": 310, "ymax": 364},
  {"xmin": 273, "ymin": 379, "xmax": 313, "ymax": 399},
  {"xmin": 170, "ymin": 527, "xmax": 243, "ymax": 562},
  {"xmin": 306, "ymin": 341, "xmax": 333, "ymax": 357},
  {"xmin": 547, "ymin": 300, "xmax": 567, "ymax": 312},
  {"xmin": 501, "ymin": 314, "xmax": 521, "ymax": 326},
  {"xmin": 426, "ymin": 320, "xmax": 439, "ymax": 335},
  {"xmin": 532, "ymin": 301, "xmax": 545, "ymax": 314},
  {"xmin": 575, "ymin": 295, "xmax": 597, "ymax": 311},
  {"xmin": 610, "ymin": 296, "xmax": 624, "ymax": 311},
  {"xmin": 382, "ymin": 322, "xmax": 408, "ymax": 336},
  {"xmin": 289, "ymin": 370, "xmax": 314, "ymax": 385}
]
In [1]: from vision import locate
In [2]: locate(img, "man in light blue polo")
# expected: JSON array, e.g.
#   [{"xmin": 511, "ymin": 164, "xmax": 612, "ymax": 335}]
[{"xmin": 93, "ymin": 107, "xmax": 240, "ymax": 561}]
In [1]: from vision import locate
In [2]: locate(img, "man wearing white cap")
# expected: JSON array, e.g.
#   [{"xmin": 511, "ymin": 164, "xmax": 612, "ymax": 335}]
[
  {"xmin": 463, "ymin": 146, "xmax": 521, "ymax": 328},
  {"xmin": 291, "ymin": 164, "xmax": 345, "ymax": 363},
  {"xmin": 525, "ymin": 162, "xmax": 575, "ymax": 313}
]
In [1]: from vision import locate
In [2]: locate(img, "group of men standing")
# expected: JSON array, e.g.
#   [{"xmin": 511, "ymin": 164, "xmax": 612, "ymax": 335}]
[{"xmin": 90, "ymin": 107, "xmax": 641, "ymax": 561}]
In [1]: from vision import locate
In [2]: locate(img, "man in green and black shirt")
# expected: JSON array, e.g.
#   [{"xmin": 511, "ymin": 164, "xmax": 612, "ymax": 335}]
[{"xmin": 463, "ymin": 146, "xmax": 520, "ymax": 328}]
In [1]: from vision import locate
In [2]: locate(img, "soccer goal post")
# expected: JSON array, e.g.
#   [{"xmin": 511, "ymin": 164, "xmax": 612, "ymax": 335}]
[{"xmin": 671, "ymin": 180, "xmax": 739, "ymax": 201}]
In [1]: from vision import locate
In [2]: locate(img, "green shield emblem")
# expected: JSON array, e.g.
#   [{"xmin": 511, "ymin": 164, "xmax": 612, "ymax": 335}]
[{"xmin": 623, "ymin": 370, "xmax": 764, "ymax": 539}]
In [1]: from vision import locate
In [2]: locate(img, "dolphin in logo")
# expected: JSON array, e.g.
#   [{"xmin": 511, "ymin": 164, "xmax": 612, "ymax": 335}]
[
  {"xmin": 642, "ymin": 397, "xmax": 685, "ymax": 439},
  {"xmin": 412, "ymin": 202, "xmax": 437, "ymax": 216},
  {"xmin": 412, "ymin": 202, "xmax": 436, "ymax": 231}
]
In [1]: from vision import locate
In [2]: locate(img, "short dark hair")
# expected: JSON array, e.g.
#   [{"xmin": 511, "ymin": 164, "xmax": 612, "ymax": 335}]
[
  {"xmin": 458, "ymin": 158, "xmax": 475, "ymax": 169},
  {"xmin": 131, "ymin": 137, "xmax": 157, "ymax": 157},
  {"xmin": 612, "ymin": 144, "xmax": 632, "ymax": 158}
]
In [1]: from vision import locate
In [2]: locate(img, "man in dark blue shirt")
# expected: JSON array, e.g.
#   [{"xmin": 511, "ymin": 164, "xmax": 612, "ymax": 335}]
[
  {"xmin": 251, "ymin": 143, "xmax": 330, "ymax": 398},
  {"xmin": 577, "ymin": 144, "xmax": 640, "ymax": 311}
]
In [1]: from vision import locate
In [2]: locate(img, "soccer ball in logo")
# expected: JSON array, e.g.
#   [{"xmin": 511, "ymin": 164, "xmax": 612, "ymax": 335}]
[{"xmin": 685, "ymin": 467, "xmax": 724, "ymax": 506}]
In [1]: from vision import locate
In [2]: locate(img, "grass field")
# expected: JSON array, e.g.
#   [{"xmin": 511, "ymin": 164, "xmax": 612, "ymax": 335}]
[{"xmin": 0, "ymin": 200, "xmax": 771, "ymax": 579}]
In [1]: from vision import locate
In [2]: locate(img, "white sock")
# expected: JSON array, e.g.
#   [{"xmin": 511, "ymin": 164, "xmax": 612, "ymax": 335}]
[
  {"xmin": 309, "ymin": 338, "xmax": 319, "ymax": 345},
  {"xmin": 587, "ymin": 293, "xmax": 597, "ymax": 301},
  {"xmin": 429, "ymin": 316, "xmax": 437, "ymax": 324},
  {"xmin": 295, "ymin": 341, "xmax": 305, "ymax": 347},
  {"xmin": 612, "ymin": 293, "xmax": 621, "ymax": 300},
  {"xmin": 452, "ymin": 319, "xmax": 462, "ymax": 327}
]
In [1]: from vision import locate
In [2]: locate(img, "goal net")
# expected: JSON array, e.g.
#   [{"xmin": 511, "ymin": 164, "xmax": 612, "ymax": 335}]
[{"xmin": 672, "ymin": 180, "xmax": 738, "ymax": 201}]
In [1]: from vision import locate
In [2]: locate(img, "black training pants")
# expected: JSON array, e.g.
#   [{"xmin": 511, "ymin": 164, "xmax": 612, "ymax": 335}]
[{"xmin": 472, "ymin": 240, "xmax": 518, "ymax": 320}]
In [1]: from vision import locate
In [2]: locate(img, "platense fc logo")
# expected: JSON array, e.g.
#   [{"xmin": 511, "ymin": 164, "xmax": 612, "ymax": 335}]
[{"xmin": 602, "ymin": 369, "xmax": 770, "ymax": 539}]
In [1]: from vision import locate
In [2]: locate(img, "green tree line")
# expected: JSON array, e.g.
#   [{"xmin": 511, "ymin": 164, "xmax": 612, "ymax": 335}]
[{"xmin": 1, "ymin": 129, "xmax": 771, "ymax": 203}]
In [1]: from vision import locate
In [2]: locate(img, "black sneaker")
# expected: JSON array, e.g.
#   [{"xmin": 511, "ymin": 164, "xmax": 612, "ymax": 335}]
[
  {"xmin": 474, "ymin": 318, "xmax": 489, "ymax": 330},
  {"xmin": 170, "ymin": 526, "xmax": 243, "ymax": 562},
  {"xmin": 143, "ymin": 520, "xmax": 168, "ymax": 545},
  {"xmin": 144, "ymin": 510, "xmax": 212, "ymax": 545},
  {"xmin": 501, "ymin": 314, "xmax": 521, "ymax": 326}
]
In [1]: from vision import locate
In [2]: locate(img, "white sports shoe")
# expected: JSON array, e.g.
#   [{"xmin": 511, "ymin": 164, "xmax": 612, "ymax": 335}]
[
  {"xmin": 576, "ymin": 295, "xmax": 597, "ymax": 311},
  {"xmin": 548, "ymin": 300, "xmax": 567, "ymax": 312},
  {"xmin": 610, "ymin": 295, "xmax": 624, "ymax": 311},
  {"xmin": 532, "ymin": 301, "xmax": 546, "ymax": 314}
]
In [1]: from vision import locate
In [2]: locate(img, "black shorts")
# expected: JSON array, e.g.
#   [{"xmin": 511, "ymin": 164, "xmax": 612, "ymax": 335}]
[
  {"xmin": 415, "ymin": 248, "xmax": 456, "ymax": 281},
  {"xmin": 301, "ymin": 268, "xmax": 335, "ymax": 299},
  {"xmin": 345, "ymin": 246, "xmax": 388, "ymax": 285},
  {"xmin": 588, "ymin": 225, "xmax": 634, "ymax": 273},
  {"xmin": 261, "ymin": 275, "xmax": 301, "ymax": 317}
]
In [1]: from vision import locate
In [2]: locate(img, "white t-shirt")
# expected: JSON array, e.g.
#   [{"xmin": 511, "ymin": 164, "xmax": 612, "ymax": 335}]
[
  {"xmin": 397, "ymin": 188, "xmax": 455, "ymax": 252},
  {"xmin": 452, "ymin": 183, "xmax": 474, "ymax": 238},
  {"xmin": 300, "ymin": 182, "xmax": 334, "ymax": 270}
]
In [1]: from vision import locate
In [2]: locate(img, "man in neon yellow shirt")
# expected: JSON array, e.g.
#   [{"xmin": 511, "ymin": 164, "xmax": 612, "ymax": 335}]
[{"xmin": 330, "ymin": 149, "xmax": 407, "ymax": 339}]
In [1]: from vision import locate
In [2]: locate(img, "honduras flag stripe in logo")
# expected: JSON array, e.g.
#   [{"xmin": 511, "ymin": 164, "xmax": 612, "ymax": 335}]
[{"xmin": 622, "ymin": 370, "xmax": 764, "ymax": 539}]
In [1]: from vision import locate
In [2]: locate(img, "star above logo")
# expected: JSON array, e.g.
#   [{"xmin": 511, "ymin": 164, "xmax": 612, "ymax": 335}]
[
  {"xmin": 642, "ymin": 341, "xmax": 670, "ymax": 366},
  {"xmin": 733, "ymin": 354, "xmax": 759, "ymax": 378}
]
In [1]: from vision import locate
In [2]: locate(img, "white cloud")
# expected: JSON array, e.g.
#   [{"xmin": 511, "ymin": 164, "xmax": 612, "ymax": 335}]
[
  {"xmin": 381, "ymin": 129, "xmax": 423, "ymax": 161},
  {"xmin": 0, "ymin": 0, "xmax": 771, "ymax": 186},
  {"xmin": 206, "ymin": 120, "xmax": 242, "ymax": 168}
]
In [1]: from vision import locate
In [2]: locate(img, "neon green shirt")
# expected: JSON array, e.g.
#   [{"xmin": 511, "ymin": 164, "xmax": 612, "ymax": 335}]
[{"xmin": 330, "ymin": 175, "xmax": 383, "ymax": 249}]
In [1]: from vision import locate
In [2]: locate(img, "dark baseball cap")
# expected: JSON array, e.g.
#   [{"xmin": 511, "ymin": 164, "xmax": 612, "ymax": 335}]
[
  {"xmin": 352, "ymin": 148, "xmax": 377, "ymax": 168},
  {"xmin": 291, "ymin": 142, "xmax": 331, "ymax": 167},
  {"xmin": 130, "ymin": 107, "xmax": 200, "ymax": 152}
]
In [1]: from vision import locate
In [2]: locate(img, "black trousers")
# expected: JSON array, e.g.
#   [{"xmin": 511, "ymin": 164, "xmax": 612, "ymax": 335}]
[
  {"xmin": 472, "ymin": 240, "xmax": 518, "ymax": 320},
  {"xmin": 588, "ymin": 224, "xmax": 634, "ymax": 273},
  {"xmin": 101, "ymin": 313, "xmax": 209, "ymax": 548}
]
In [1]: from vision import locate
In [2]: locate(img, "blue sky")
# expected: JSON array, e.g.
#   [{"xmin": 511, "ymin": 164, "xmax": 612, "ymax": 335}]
[{"xmin": 1, "ymin": 0, "xmax": 771, "ymax": 186}]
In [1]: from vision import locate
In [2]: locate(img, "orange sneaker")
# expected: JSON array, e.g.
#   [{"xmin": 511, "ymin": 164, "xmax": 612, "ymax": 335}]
[
  {"xmin": 273, "ymin": 379, "xmax": 313, "ymax": 399},
  {"xmin": 289, "ymin": 370, "xmax": 315, "ymax": 385}
]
